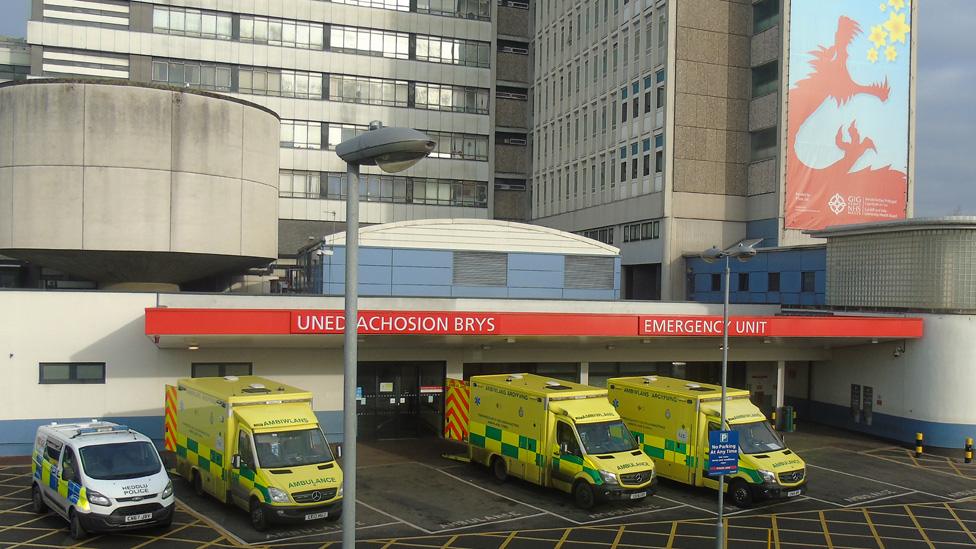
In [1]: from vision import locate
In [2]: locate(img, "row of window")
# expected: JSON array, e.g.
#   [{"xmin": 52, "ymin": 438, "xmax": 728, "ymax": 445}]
[
  {"xmin": 279, "ymin": 170, "xmax": 488, "ymax": 208},
  {"xmin": 38, "ymin": 362, "xmax": 252, "ymax": 384},
  {"xmin": 622, "ymin": 220, "xmax": 660, "ymax": 243},
  {"xmin": 707, "ymin": 272, "xmax": 818, "ymax": 293},
  {"xmin": 150, "ymin": 60, "xmax": 490, "ymax": 115},
  {"xmin": 578, "ymin": 226, "xmax": 614, "ymax": 245},
  {"xmin": 329, "ymin": 0, "xmax": 490, "ymax": 20},
  {"xmin": 280, "ymin": 120, "xmax": 488, "ymax": 161},
  {"xmin": 152, "ymin": 6, "xmax": 489, "ymax": 68}
]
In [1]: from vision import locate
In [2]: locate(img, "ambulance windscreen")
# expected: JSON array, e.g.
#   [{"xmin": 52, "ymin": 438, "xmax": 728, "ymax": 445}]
[
  {"xmin": 79, "ymin": 441, "xmax": 162, "ymax": 480},
  {"xmin": 254, "ymin": 428, "xmax": 334, "ymax": 468},
  {"xmin": 577, "ymin": 420, "xmax": 639, "ymax": 454},
  {"xmin": 731, "ymin": 421, "xmax": 784, "ymax": 454}
]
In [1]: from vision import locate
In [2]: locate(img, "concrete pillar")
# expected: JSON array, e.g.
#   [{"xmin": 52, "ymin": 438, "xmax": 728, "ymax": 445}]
[
  {"xmin": 776, "ymin": 360, "xmax": 786, "ymax": 408},
  {"xmin": 580, "ymin": 361, "xmax": 589, "ymax": 385}
]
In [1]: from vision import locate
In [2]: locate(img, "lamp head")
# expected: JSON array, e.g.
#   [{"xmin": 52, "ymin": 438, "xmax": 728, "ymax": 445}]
[
  {"xmin": 335, "ymin": 121, "xmax": 435, "ymax": 173},
  {"xmin": 701, "ymin": 246, "xmax": 724, "ymax": 264}
]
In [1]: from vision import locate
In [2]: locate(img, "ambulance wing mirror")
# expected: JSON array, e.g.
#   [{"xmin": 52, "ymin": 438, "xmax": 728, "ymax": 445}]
[
  {"xmin": 231, "ymin": 454, "xmax": 241, "ymax": 469},
  {"xmin": 161, "ymin": 451, "xmax": 177, "ymax": 470}
]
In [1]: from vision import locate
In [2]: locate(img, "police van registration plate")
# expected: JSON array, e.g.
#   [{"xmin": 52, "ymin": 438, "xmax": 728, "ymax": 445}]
[
  {"xmin": 787, "ymin": 489, "xmax": 802, "ymax": 497},
  {"xmin": 630, "ymin": 492, "xmax": 647, "ymax": 499},
  {"xmin": 305, "ymin": 511, "xmax": 329, "ymax": 521},
  {"xmin": 124, "ymin": 513, "xmax": 153, "ymax": 523}
]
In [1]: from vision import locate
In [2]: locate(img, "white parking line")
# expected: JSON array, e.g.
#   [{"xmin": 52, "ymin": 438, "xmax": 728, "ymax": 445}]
[
  {"xmin": 264, "ymin": 520, "xmax": 403, "ymax": 544},
  {"xmin": 842, "ymin": 491, "xmax": 917, "ymax": 508},
  {"xmin": 357, "ymin": 499, "xmax": 434, "ymax": 535},
  {"xmin": 437, "ymin": 511, "xmax": 549, "ymax": 533},
  {"xmin": 725, "ymin": 496, "xmax": 820, "ymax": 516},
  {"xmin": 653, "ymin": 494, "xmax": 718, "ymax": 516},
  {"xmin": 806, "ymin": 463, "xmax": 951, "ymax": 501},
  {"xmin": 580, "ymin": 504, "xmax": 687, "ymax": 524}
]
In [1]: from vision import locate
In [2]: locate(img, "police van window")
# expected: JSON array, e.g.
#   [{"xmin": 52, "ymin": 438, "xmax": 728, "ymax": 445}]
[
  {"xmin": 238, "ymin": 430, "xmax": 255, "ymax": 469},
  {"xmin": 557, "ymin": 422, "xmax": 581, "ymax": 456},
  {"xmin": 192, "ymin": 363, "xmax": 253, "ymax": 378},
  {"xmin": 61, "ymin": 449, "xmax": 80, "ymax": 482},
  {"xmin": 39, "ymin": 362, "xmax": 105, "ymax": 384},
  {"xmin": 45, "ymin": 439, "xmax": 62, "ymax": 465}
]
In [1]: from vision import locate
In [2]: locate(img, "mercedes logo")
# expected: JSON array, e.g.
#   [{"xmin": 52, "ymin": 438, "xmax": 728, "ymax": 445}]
[{"xmin": 311, "ymin": 490, "xmax": 322, "ymax": 502}]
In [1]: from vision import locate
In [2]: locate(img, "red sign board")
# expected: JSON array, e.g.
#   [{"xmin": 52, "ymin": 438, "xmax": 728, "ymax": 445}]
[{"xmin": 144, "ymin": 308, "xmax": 923, "ymax": 340}]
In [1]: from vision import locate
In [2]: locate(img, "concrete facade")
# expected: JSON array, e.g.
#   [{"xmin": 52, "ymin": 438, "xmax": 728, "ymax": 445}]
[{"xmin": 0, "ymin": 80, "xmax": 280, "ymax": 285}]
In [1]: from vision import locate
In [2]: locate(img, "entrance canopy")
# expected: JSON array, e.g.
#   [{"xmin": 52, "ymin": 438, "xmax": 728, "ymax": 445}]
[{"xmin": 144, "ymin": 297, "xmax": 923, "ymax": 350}]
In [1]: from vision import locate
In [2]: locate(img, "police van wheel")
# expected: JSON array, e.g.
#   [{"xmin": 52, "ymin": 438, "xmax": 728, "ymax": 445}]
[
  {"xmin": 573, "ymin": 481, "xmax": 596, "ymax": 510},
  {"xmin": 249, "ymin": 499, "xmax": 268, "ymax": 531},
  {"xmin": 68, "ymin": 509, "xmax": 87, "ymax": 540},
  {"xmin": 491, "ymin": 457, "xmax": 507, "ymax": 483},
  {"xmin": 729, "ymin": 479, "xmax": 753, "ymax": 508},
  {"xmin": 30, "ymin": 484, "xmax": 47, "ymax": 514}
]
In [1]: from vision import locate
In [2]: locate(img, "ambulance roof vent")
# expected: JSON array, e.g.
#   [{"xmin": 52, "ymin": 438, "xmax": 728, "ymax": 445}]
[
  {"xmin": 545, "ymin": 381, "xmax": 571, "ymax": 391},
  {"xmin": 242, "ymin": 383, "xmax": 271, "ymax": 394},
  {"xmin": 685, "ymin": 383, "xmax": 701, "ymax": 389},
  {"xmin": 643, "ymin": 376, "xmax": 658, "ymax": 384},
  {"xmin": 224, "ymin": 376, "xmax": 239, "ymax": 381},
  {"xmin": 506, "ymin": 374, "xmax": 523, "ymax": 382}
]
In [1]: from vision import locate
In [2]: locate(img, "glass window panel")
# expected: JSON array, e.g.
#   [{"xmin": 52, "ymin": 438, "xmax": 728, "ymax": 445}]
[
  {"xmin": 153, "ymin": 8, "xmax": 169, "ymax": 31},
  {"xmin": 42, "ymin": 364, "xmax": 71, "ymax": 381},
  {"xmin": 397, "ymin": 36, "xmax": 408, "ymax": 58},
  {"xmin": 309, "ymin": 75, "xmax": 322, "ymax": 97},
  {"xmin": 309, "ymin": 174, "xmax": 321, "ymax": 196},
  {"xmin": 171, "ymin": 10, "xmax": 184, "ymax": 32},
  {"xmin": 296, "ymin": 73, "xmax": 310, "ymax": 97},
  {"xmin": 255, "ymin": 18, "xmax": 268, "ymax": 41},
  {"xmin": 396, "ymin": 83, "xmax": 407, "ymax": 105},
  {"xmin": 297, "ymin": 23, "xmax": 310, "ymax": 47},
  {"xmin": 75, "ymin": 364, "xmax": 103, "ymax": 380},
  {"xmin": 309, "ymin": 123, "xmax": 321, "ymax": 148},
  {"xmin": 216, "ymin": 67, "xmax": 231, "ymax": 89},
  {"xmin": 151, "ymin": 61, "xmax": 167, "ymax": 82},
  {"xmin": 185, "ymin": 10, "xmax": 201, "ymax": 34},
  {"xmin": 253, "ymin": 70, "xmax": 266, "ymax": 92},
  {"xmin": 310, "ymin": 25, "xmax": 323, "ymax": 49},
  {"xmin": 417, "ymin": 38, "xmax": 429, "ymax": 59},
  {"xmin": 241, "ymin": 18, "xmax": 254, "ymax": 40},
  {"xmin": 217, "ymin": 15, "xmax": 232, "ymax": 39},
  {"xmin": 369, "ymin": 79, "xmax": 382, "ymax": 103},
  {"xmin": 382, "ymin": 82, "xmax": 394, "ymax": 103},
  {"xmin": 186, "ymin": 64, "xmax": 200, "ymax": 85},
  {"xmin": 328, "ymin": 126, "xmax": 342, "ymax": 148},
  {"xmin": 268, "ymin": 71, "xmax": 281, "ymax": 93},
  {"xmin": 280, "ymin": 122, "xmax": 294, "ymax": 144},
  {"xmin": 416, "ymin": 85, "xmax": 428, "ymax": 106},
  {"xmin": 269, "ymin": 20, "xmax": 283, "ymax": 44},
  {"xmin": 169, "ymin": 63, "xmax": 184, "ymax": 84},
  {"xmin": 438, "ymin": 182, "xmax": 451, "ymax": 201},
  {"xmin": 279, "ymin": 173, "xmax": 292, "ymax": 194},
  {"xmin": 331, "ymin": 27, "xmax": 344, "ymax": 49},
  {"xmin": 202, "ymin": 14, "xmax": 216, "ymax": 36},
  {"xmin": 344, "ymin": 28, "xmax": 356, "ymax": 50},
  {"xmin": 294, "ymin": 124, "xmax": 307, "ymax": 147},
  {"xmin": 282, "ymin": 72, "xmax": 295, "ymax": 96},
  {"xmin": 384, "ymin": 34, "xmax": 396, "ymax": 57},
  {"xmin": 358, "ymin": 31, "xmax": 370, "ymax": 52}
]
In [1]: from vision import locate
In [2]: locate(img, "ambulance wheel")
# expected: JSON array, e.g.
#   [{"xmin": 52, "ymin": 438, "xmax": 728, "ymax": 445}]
[
  {"xmin": 192, "ymin": 470, "xmax": 205, "ymax": 497},
  {"xmin": 573, "ymin": 481, "xmax": 596, "ymax": 510},
  {"xmin": 30, "ymin": 484, "xmax": 47, "ymax": 514},
  {"xmin": 491, "ymin": 456, "xmax": 507, "ymax": 483},
  {"xmin": 68, "ymin": 509, "xmax": 87, "ymax": 540},
  {"xmin": 249, "ymin": 498, "xmax": 269, "ymax": 531},
  {"xmin": 326, "ymin": 509, "xmax": 342, "ymax": 521},
  {"xmin": 728, "ymin": 479, "xmax": 753, "ymax": 508}
]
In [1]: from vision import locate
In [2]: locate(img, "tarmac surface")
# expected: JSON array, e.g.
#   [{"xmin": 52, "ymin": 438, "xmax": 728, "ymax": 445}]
[{"xmin": 3, "ymin": 424, "xmax": 976, "ymax": 548}]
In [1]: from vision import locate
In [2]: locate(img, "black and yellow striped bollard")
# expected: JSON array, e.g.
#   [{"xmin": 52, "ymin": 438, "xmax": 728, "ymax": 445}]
[
  {"xmin": 771, "ymin": 409, "xmax": 777, "ymax": 430},
  {"xmin": 965, "ymin": 438, "xmax": 973, "ymax": 464},
  {"xmin": 915, "ymin": 432, "xmax": 924, "ymax": 458}
]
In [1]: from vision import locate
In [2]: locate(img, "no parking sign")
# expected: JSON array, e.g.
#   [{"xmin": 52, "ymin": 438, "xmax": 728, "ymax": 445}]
[{"xmin": 708, "ymin": 430, "xmax": 739, "ymax": 476}]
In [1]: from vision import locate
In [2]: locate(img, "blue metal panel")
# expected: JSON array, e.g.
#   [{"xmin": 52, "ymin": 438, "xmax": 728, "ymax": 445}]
[
  {"xmin": 780, "ymin": 292, "xmax": 800, "ymax": 305},
  {"xmin": 780, "ymin": 271, "xmax": 801, "ymax": 292},
  {"xmin": 451, "ymin": 286, "xmax": 510, "ymax": 298},
  {"xmin": 359, "ymin": 283, "xmax": 393, "ymax": 296},
  {"xmin": 393, "ymin": 249, "xmax": 453, "ymax": 268},
  {"xmin": 749, "ymin": 272, "xmax": 768, "ymax": 292},
  {"xmin": 799, "ymin": 293, "xmax": 817, "ymax": 306},
  {"xmin": 750, "ymin": 293, "xmax": 769, "ymax": 304},
  {"xmin": 392, "ymin": 284, "xmax": 452, "ymax": 297},
  {"xmin": 360, "ymin": 247, "xmax": 393, "ymax": 266},
  {"xmin": 508, "ymin": 269, "xmax": 564, "ymax": 289},
  {"xmin": 393, "ymin": 266, "xmax": 453, "ymax": 285},
  {"xmin": 328, "ymin": 265, "xmax": 345, "ymax": 284},
  {"xmin": 508, "ymin": 253, "xmax": 564, "ymax": 271},
  {"xmin": 766, "ymin": 251, "xmax": 803, "ymax": 272},
  {"xmin": 815, "ymin": 271, "xmax": 826, "ymax": 293},
  {"xmin": 508, "ymin": 287, "xmax": 564, "ymax": 299},
  {"xmin": 801, "ymin": 249, "xmax": 827, "ymax": 270},
  {"xmin": 329, "ymin": 247, "xmax": 347, "ymax": 264},
  {"xmin": 562, "ymin": 289, "xmax": 616, "ymax": 300},
  {"xmin": 694, "ymin": 273, "xmax": 713, "ymax": 292},
  {"xmin": 360, "ymin": 266, "xmax": 393, "ymax": 285},
  {"xmin": 739, "ymin": 252, "xmax": 768, "ymax": 272},
  {"xmin": 746, "ymin": 218, "xmax": 779, "ymax": 247}
]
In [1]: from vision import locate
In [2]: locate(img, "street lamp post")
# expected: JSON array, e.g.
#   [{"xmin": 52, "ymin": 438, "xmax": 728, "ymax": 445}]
[
  {"xmin": 700, "ymin": 239, "xmax": 762, "ymax": 549},
  {"xmin": 335, "ymin": 122, "xmax": 434, "ymax": 547}
]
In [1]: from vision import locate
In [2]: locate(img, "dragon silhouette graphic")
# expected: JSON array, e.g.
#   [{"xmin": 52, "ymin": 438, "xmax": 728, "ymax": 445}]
[{"xmin": 785, "ymin": 16, "xmax": 908, "ymax": 230}]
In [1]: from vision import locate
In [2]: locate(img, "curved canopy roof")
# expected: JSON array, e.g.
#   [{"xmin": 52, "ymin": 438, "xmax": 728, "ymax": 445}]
[{"xmin": 327, "ymin": 219, "xmax": 619, "ymax": 256}]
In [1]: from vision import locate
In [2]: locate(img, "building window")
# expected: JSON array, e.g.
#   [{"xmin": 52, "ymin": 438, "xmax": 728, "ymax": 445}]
[
  {"xmin": 279, "ymin": 170, "xmax": 488, "ymax": 208},
  {"xmin": 238, "ymin": 67, "xmax": 323, "ymax": 99},
  {"xmin": 578, "ymin": 226, "xmax": 614, "ymax": 245},
  {"xmin": 802, "ymin": 271, "xmax": 816, "ymax": 292},
  {"xmin": 39, "ymin": 362, "xmax": 105, "ymax": 385},
  {"xmin": 710, "ymin": 274, "xmax": 721, "ymax": 292},
  {"xmin": 416, "ymin": 0, "xmax": 491, "ymax": 20},
  {"xmin": 151, "ymin": 59, "xmax": 231, "ymax": 91},
  {"xmin": 752, "ymin": 61, "xmax": 778, "ymax": 98},
  {"xmin": 152, "ymin": 6, "xmax": 232, "ymax": 40},
  {"xmin": 192, "ymin": 363, "xmax": 253, "ymax": 378},
  {"xmin": 329, "ymin": 25, "xmax": 407, "ymax": 58},
  {"xmin": 329, "ymin": 74, "xmax": 408, "ymax": 107},
  {"xmin": 768, "ymin": 272, "xmax": 780, "ymax": 292},
  {"xmin": 750, "ymin": 127, "xmax": 778, "ymax": 161},
  {"xmin": 428, "ymin": 131, "xmax": 490, "ymax": 160},
  {"xmin": 738, "ymin": 273, "xmax": 750, "ymax": 292},
  {"xmin": 280, "ymin": 120, "xmax": 323, "ymax": 150},
  {"xmin": 414, "ymin": 82, "xmax": 490, "ymax": 114},
  {"xmin": 753, "ymin": 0, "xmax": 780, "ymax": 34},
  {"xmin": 622, "ymin": 220, "xmax": 660, "ymax": 242},
  {"xmin": 416, "ymin": 35, "xmax": 491, "ymax": 67},
  {"xmin": 241, "ymin": 15, "xmax": 324, "ymax": 49}
]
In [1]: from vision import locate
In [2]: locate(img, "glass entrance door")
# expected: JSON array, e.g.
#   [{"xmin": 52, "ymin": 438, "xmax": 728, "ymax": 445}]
[{"xmin": 358, "ymin": 362, "xmax": 445, "ymax": 440}]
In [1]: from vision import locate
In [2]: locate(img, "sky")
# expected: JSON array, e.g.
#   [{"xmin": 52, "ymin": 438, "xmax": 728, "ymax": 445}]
[{"xmin": 0, "ymin": 0, "xmax": 972, "ymax": 217}]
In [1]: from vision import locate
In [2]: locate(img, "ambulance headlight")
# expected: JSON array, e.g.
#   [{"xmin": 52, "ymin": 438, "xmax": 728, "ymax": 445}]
[
  {"xmin": 758, "ymin": 469, "xmax": 777, "ymax": 485},
  {"xmin": 338, "ymin": 484, "xmax": 343, "ymax": 497},
  {"xmin": 161, "ymin": 480, "xmax": 173, "ymax": 499},
  {"xmin": 599, "ymin": 470, "xmax": 619, "ymax": 485},
  {"xmin": 87, "ymin": 491, "xmax": 111, "ymax": 507},
  {"xmin": 267, "ymin": 487, "xmax": 290, "ymax": 503}
]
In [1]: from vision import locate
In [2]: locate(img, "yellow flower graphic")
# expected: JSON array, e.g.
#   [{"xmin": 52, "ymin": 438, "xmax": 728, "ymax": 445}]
[
  {"xmin": 867, "ymin": 48, "xmax": 879, "ymax": 63},
  {"xmin": 884, "ymin": 11, "xmax": 911, "ymax": 44},
  {"xmin": 888, "ymin": 0, "xmax": 906, "ymax": 10},
  {"xmin": 885, "ymin": 45, "xmax": 898, "ymax": 62},
  {"xmin": 868, "ymin": 25, "xmax": 888, "ymax": 49}
]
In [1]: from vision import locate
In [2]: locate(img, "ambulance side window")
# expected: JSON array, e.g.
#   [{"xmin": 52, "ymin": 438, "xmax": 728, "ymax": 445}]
[
  {"xmin": 706, "ymin": 423, "xmax": 720, "ymax": 451},
  {"xmin": 61, "ymin": 449, "xmax": 80, "ymax": 483},
  {"xmin": 557, "ymin": 422, "xmax": 581, "ymax": 456},
  {"xmin": 237, "ymin": 430, "xmax": 255, "ymax": 469}
]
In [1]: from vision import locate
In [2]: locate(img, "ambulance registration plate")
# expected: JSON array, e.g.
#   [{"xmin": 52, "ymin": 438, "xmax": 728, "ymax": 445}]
[
  {"xmin": 305, "ymin": 511, "xmax": 329, "ymax": 521},
  {"xmin": 630, "ymin": 492, "xmax": 647, "ymax": 499},
  {"xmin": 787, "ymin": 489, "xmax": 802, "ymax": 497},
  {"xmin": 124, "ymin": 513, "xmax": 153, "ymax": 523}
]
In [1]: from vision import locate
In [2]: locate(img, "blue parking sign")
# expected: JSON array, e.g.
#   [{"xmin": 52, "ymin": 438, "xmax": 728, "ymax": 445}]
[{"xmin": 708, "ymin": 430, "xmax": 739, "ymax": 476}]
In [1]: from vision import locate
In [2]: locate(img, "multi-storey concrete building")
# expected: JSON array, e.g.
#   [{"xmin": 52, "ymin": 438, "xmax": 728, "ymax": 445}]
[
  {"xmin": 22, "ymin": 0, "xmax": 536, "ymax": 289},
  {"xmin": 531, "ymin": 0, "xmax": 918, "ymax": 301}
]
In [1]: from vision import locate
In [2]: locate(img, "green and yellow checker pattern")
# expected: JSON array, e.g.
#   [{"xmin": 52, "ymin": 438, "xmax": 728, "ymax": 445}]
[
  {"xmin": 175, "ymin": 433, "xmax": 226, "ymax": 482},
  {"xmin": 230, "ymin": 467, "xmax": 272, "ymax": 503},
  {"xmin": 31, "ymin": 451, "xmax": 89, "ymax": 511},
  {"xmin": 469, "ymin": 421, "xmax": 546, "ymax": 469},
  {"xmin": 551, "ymin": 454, "xmax": 603, "ymax": 485},
  {"xmin": 633, "ymin": 430, "xmax": 695, "ymax": 468}
]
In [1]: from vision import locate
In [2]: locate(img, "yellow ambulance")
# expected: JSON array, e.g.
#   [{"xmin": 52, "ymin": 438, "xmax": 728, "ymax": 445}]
[
  {"xmin": 468, "ymin": 373, "xmax": 656, "ymax": 509},
  {"xmin": 170, "ymin": 376, "xmax": 343, "ymax": 530},
  {"xmin": 608, "ymin": 376, "xmax": 806, "ymax": 507}
]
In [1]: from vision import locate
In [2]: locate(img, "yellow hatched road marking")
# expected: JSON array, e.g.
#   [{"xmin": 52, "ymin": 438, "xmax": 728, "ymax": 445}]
[
  {"xmin": 665, "ymin": 522, "xmax": 678, "ymax": 548},
  {"xmin": 819, "ymin": 511, "xmax": 834, "ymax": 549},
  {"xmin": 904, "ymin": 504, "xmax": 934, "ymax": 548},
  {"xmin": 771, "ymin": 515, "xmax": 781, "ymax": 549},
  {"xmin": 440, "ymin": 534, "xmax": 458, "ymax": 548},
  {"xmin": 609, "ymin": 525, "xmax": 625, "ymax": 548},
  {"xmin": 554, "ymin": 527, "xmax": 572, "ymax": 548},
  {"xmin": 724, "ymin": 517, "xmax": 729, "ymax": 549},
  {"xmin": 945, "ymin": 502, "xmax": 976, "ymax": 544},
  {"xmin": 498, "ymin": 530, "xmax": 519, "ymax": 548},
  {"xmin": 862, "ymin": 508, "xmax": 885, "ymax": 549},
  {"xmin": 127, "ymin": 520, "xmax": 199, "ymax": 549}
]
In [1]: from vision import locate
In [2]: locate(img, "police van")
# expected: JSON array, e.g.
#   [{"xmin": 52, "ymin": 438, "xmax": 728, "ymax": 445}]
[{"xmin": 30, "ymin": 421, "xmax": 175, "ymax": 540}]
